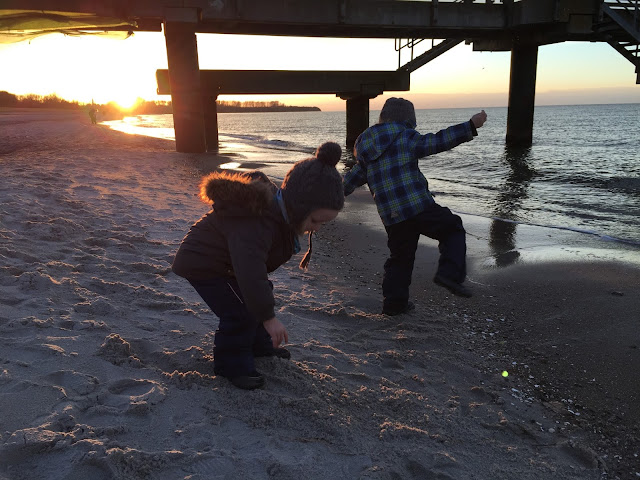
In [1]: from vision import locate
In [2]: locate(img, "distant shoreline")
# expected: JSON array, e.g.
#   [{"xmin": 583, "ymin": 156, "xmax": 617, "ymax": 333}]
[
  {"xmin": 0, "ymin": 91, "xmax": 322, "ymax": 116},
  {"xmin": 217, "ymin": 105, "xmax": 320, "ymax": 113}
]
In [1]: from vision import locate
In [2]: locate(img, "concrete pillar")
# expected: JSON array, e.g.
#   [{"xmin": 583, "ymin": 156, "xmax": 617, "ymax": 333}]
[
  {"xmin": 203, "ymin": 93, "xmax": 219, "ymax": 153},
  {"xmin": 344, "ymin": 95, "xmax": 371, "ymax": 149},
  {"xmin": 164, "ymin": 22, "xmax": 206, "ymax": 153},
  {"xmin": 506, "ymin": 43, "xmax": 538, "ymax": 147}
]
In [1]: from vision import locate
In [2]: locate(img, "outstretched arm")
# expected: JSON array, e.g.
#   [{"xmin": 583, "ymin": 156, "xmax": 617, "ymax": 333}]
[{"xmin": 413, "ymin": 121, "xmax": 475, "ymax": 158}]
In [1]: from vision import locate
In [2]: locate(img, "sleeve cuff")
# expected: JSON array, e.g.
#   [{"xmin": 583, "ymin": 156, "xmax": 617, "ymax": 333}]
[{"xmin": 469, "ymin": 120, "xmax": 478, "ymax": 136}]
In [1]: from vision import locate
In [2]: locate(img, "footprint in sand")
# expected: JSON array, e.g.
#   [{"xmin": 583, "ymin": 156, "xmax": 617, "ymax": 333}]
[
  {"xmin": 43, "ymin": 370, "xmax": 100, "ymax": 397},
  {"xmin": 96, "ymin": 378, "xmax": 167, "ymax": 414}
]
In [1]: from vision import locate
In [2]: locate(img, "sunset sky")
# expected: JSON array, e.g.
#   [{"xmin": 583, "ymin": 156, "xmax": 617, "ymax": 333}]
[{"xmin": 0, "ymin": 30, "xmax": 638, "ymax": 111}]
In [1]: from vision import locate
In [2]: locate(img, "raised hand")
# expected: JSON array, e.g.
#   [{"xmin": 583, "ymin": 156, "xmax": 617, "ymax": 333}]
[{"xmin": 471, "ymin": 110, "xmax": 487, "ymax": 128}]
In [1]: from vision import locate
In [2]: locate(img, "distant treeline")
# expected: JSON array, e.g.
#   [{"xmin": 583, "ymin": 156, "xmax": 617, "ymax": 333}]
[
  {"xmin": 0, "ymin": 91, "xmax": 80, "ymax": 109},
  {"xmin": 0, "ymin": 91, "xmax": 320, "ymax": 115},
  {"xmin": 0, "ymin": 91, "xmax": 171, "ymax": 119},
  {"xmin": 217, "ymin": 101, "xmax": 320, "ymax": 112}
]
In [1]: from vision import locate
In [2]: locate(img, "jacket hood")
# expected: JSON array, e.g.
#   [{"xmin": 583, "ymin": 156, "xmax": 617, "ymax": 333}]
[
  {"xmin": 199, "ymin": 170, "xmax": 277, "ymax": 215},
  {"xmin": 355, "ymin": 122, "xmax": 409, "ymax": 164}
]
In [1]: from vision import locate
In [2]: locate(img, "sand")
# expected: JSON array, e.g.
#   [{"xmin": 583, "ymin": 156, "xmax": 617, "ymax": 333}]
[{"xmin": 0, "ymin": 109, "xmax": 638, "ymax": 480}]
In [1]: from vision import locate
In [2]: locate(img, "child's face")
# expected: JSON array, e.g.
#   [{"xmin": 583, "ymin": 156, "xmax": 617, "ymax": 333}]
[{"xmin": 296, "ymin": 208, "xmax": 339, "ymax": 235}]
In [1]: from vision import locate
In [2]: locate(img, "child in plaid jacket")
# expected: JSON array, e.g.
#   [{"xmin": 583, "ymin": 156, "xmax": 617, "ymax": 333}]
[{"xmin": 343, "ymin": 97, "xmax": 487, "ymax": 314}]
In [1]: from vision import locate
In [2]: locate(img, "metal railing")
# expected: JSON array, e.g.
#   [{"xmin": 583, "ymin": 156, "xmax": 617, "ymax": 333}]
[
  {"xmin": 393, "ymin": 0, "xmax": 513, "ymax": 71},
  {"xmin": 395, "ymin": 38, "xmax": 426, "ymax": 69},
  {"xmin": 603, "ymin": 0, "xmax": 639, "ymax": 29},
  {"xmin": 601, "ymin": 0, "xmax": 639, "ymax": 81}
]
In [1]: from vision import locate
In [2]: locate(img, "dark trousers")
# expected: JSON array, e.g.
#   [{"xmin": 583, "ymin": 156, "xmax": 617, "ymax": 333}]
[
  {"xmin": 382, "ymin": 203, "xmax": 467, "ymax": 310},
  {"xmin": 188, "ymin": 277, "xmax": 274, "ymax": 377}
]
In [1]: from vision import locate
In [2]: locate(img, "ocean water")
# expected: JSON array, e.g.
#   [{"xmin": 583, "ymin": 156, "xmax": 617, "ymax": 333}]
[{"xmin": 104, "ymin": 104, "xmax": 640, "ymax": 248}]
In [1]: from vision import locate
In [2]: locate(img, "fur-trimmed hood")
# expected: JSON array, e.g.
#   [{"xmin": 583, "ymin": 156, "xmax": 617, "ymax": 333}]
[{"xmin": 199, "ymin": 170, "xmax": 278, "ymax": 216}]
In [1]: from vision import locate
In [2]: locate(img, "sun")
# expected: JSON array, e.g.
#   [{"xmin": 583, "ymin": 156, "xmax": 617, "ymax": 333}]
[{"xmin": 113, "ymin": 93, "xmax": 142, "ymax": 110}]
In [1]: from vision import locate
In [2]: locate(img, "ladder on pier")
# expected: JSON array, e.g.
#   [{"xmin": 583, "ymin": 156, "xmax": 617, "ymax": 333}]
[{"xmin": 598, "ymin": 0, "xmax": 640, "ymax": 83}]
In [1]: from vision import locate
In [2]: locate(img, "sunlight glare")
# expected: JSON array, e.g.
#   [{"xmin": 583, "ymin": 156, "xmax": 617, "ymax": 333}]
[
  {"xmin": 219, "ymin": 162, "xmax": 242, "ymax": 170},
  {"xmin": 114, "ymin": 94, "xmax": 141, "ymax": 110}
]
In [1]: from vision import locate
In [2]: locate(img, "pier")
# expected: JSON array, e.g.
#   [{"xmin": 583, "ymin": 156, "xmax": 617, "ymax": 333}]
[{"xmin": 1, "ymin": 0, "xmax": 638, "ymax": 151}]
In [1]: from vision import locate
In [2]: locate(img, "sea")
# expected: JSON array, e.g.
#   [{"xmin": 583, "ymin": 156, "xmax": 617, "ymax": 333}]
[{"xmin": 103, "ymin": 104, "xmax": 640, "ymax": 254}]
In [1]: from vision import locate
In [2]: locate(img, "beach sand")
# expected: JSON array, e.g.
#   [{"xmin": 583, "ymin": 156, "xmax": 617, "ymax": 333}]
[{"xmin": 1, "ymin": 109, "xmax": 638, "ymax": 479}]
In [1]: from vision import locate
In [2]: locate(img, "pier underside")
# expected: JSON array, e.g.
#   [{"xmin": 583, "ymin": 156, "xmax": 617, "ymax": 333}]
[{"xmin": 2, "ymin": 0, "xmax": 638, "ymax": 151}]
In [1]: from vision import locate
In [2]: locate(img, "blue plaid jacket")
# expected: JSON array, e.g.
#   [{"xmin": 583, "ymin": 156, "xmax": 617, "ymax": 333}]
[{"xmin": 343, "ymin": 120, "xmax": 476, "ymax": 226}]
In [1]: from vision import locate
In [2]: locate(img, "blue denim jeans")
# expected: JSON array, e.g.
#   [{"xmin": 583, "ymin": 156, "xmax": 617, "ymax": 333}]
[
  {"xmin": 382, "ymin": 203, "xmax": 466, "ymax": 310},
  {"xmin": 188, "ymin": 277, "xmax": 274, "ymax": 377}
]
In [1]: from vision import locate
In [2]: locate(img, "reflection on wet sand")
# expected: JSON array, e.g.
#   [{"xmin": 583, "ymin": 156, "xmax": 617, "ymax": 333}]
[{"xmin": 489, "ymin": 146, "xmax": 536, "ymax": 267}]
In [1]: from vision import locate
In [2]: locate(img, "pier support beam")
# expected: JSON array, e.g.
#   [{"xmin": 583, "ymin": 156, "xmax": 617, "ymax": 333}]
[
  {"xmin": 164, "ymin": 21, "xmax": 206, "ymax": 153},
  {"xmin": 157, "ymin": 69, "xmax": 406, "ymax": 152},
  {"xmin": 506, "ymin": 43, "xmax": 538, "ymax": 147},
  {"xmin": 341, "ymin": 95, "xmax": 375, "ymax": 149},
  {"xmin": 203, "ymin": 93, "xmax": 219, "ymax": 153}
]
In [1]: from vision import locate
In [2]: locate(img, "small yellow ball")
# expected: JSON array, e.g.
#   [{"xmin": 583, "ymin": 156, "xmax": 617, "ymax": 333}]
[{"xmin": 502, "ymin": 370, "xmax": 509, "ymax": 378}]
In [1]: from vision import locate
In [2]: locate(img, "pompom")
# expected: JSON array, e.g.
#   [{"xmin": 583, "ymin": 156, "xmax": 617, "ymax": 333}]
[{"xmin": 315, "ymin": 142, "xmax": 341, "ymax": 167}]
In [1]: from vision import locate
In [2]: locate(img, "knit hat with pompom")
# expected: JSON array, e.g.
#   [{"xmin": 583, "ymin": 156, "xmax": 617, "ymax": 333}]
[
  {"xmin": 281, "ymin": 142, "xmax": 345, "ymax": 269},
  {"xmin": 281, "ymin": 142, "xmax": 345, "ymax": 226}
]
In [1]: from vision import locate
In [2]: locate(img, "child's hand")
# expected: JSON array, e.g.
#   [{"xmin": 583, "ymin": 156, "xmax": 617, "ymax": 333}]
[
  {"xmin": 264, "ymin": 317, "xmax": 289, "ymax": 348},
  {"xmin": 471, "ymin": 110, "xmax": 487, "ymax": 128}
]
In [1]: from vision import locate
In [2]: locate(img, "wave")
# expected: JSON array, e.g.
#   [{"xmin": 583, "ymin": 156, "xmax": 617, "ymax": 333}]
[
  {"xmin": 604, "ymin": 176, "xmax": 640, "ymax": 193},
  {"xmin": 222, "ymin": 133, "xmax": 315, "ymax": 155},
  {"xmin": 455, "ymin": 210, "xmax": 640, "ymax": 247}
]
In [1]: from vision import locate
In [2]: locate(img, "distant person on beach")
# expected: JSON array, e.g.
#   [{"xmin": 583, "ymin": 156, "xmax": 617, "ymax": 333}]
[
  {"xmin": 172, "ymin": 143, "xmax": 344, "ymax": 390},
  {"xmin": 343, "ymin": 97, "xmax": 487, "ymax": 315},
  {"xmin": 88, "ymin": 107, "xmax": 97, "ymax": 125}
]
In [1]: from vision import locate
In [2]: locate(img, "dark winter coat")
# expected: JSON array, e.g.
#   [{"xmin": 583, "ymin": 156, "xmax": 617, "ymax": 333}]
[{"xmin": 172, "ymin": 171, "xmax": 297, "ymax": 323}]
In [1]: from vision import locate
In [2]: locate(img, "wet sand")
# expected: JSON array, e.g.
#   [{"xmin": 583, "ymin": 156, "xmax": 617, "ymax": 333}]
[
  {"xmin": 323, "ymin": 189, "xmax": 640, "ymax": 478},
  {"xmin": 0, "ymin": 109, "xmax": 638, "ymax": 479}
]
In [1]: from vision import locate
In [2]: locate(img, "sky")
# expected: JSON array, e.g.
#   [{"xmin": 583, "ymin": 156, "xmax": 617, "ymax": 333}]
[{"xmin": 0, "ymin": 30, "xmax": 638, "ymax": 111}]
